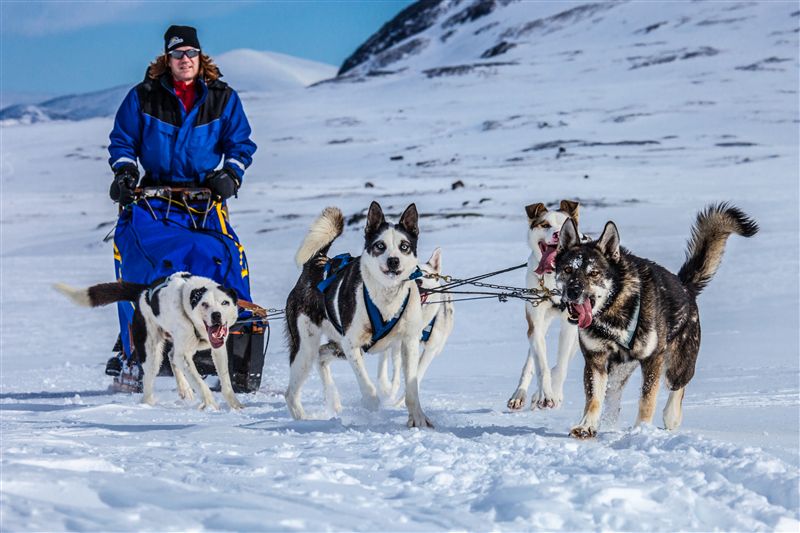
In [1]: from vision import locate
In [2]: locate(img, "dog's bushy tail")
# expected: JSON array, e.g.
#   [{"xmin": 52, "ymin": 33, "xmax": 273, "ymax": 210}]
[
  {"xmin": 294, "ymin": 207, "xmax": 344, "ymax": 267},
  {"xmin": 54, "ymin": 280, "xmax": 147, "ymax": 307},
  {"xmin": 677, "ymin": 203, "xmax": 758, "ymax": 295}
]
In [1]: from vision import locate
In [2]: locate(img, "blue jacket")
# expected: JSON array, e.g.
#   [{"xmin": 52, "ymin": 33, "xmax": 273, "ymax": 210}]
[{"xmin": 108, "ymin": 74, "xmax": 256, "ymax": 184}]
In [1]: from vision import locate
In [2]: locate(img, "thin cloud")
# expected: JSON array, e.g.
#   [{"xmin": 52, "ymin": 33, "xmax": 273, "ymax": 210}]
[{"xmin": 1, "ymin": 1, "xmax": 247, "ymax": 37}]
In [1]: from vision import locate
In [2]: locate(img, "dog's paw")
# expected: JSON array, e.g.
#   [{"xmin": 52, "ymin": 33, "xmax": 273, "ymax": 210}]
[
  {"xmin": 199, "ymin": 400, "xmax": 220, "ymax": 411},
  {"xmin": 507, "ymin": 389, "xmax": 527, "ymax": 410},
  {"xmin": 286, "ymin": 397, "xmax": 306, "ymax": 420},
  {"xmin": 569, "ymin": 425, "xmax": 597, "ymax": 439},
  {"xmin": 361, "ymin": 393, "xmax": 380, "ymax": 412},
  {"xmin": 141, "ymin": 395, "xmax": 157, "ymax": 406},
  {"xmin": 227, "ymin": 397, "xmax": 244, "ymax": 411},
  {"xmin": 407, "ymin": 412, "xmax": 434, "ymax": 429},
  {"xmin": 531, "ymin": 389, "xmax": 558, "ymax": 410}
]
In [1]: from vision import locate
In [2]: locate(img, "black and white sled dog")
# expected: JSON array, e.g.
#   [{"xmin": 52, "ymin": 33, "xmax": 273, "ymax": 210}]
[
  {"xmin": 554, "ymin": 203, "xmax": 758, "ymax": 438},
  {"xmin": 318, "ymin": 248, "xmax": 455, "ymax": 408},
  {"xmin": 285, "ymin": 201, "xmax": 433, "ymax": 428},
  {"xmin": 54, "ymin": 273, "xmax": 242, "ymax": 410},
  {"xmin": 507, "ymin": 200, "xmax": 584, "ymax": 411}
]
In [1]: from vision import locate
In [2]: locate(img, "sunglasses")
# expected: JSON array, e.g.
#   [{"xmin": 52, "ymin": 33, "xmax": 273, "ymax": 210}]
[{"xmin": 167, "ymin": 49, "xmax": 200, "ymax": 60}]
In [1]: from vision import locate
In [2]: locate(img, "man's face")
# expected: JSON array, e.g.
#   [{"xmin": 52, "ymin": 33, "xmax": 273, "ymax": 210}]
[{"xmin": 168, "ymin": 46, "xmax": 200, "ymax": 82}]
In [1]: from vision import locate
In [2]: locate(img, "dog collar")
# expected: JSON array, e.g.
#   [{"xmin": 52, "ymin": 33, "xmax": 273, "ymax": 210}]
[{"xmin": 146, "ymin": 278, "xmax": 170, "ymax": 303}]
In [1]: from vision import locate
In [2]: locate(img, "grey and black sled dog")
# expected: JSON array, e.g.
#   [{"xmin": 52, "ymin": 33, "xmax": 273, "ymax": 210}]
[
  {"xmin": 554, "ymin": 203, "xmax": 758, "ymax": 438},
  {"xmin": 54, "ymin": 273, "xmax": 242, "ymax": 410},
  {"xmin": 285, "ymin": 201, "xmax": 433, "ymax": 428}
]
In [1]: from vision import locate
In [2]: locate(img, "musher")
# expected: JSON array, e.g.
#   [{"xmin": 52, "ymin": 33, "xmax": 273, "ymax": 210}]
[{"xmin": 106, "ymin": 25, "xmax": 258, "ymax": 390}]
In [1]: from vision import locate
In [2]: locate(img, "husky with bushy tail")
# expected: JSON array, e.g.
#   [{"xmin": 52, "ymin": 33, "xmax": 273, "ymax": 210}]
[
  {"xmin": 284, "ymin": 202, "xmax": 432, "ymax": 428},
  {"xmin": 554, "ymin": 203, "xmax": 758, "ymax": 438}
]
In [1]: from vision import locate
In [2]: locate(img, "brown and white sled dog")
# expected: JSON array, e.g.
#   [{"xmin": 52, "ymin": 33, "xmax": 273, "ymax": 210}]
[
  {"xmin": 507, "ymin": 200, "xmax": 583, "ymax": 411},
  {"xmin": 318, "ymin": 248, "xmax": 455, "ymax": 407},
  {"xmin": 54, "ymin": 273, "xmax": 242, "ymax": 410},
  {"xmin": 284, "ymin": 202, "xmax": 433, "ymax": 428},
  {"xmin": 554, "ymin": 203, "xmax": 758, "ymax": 438}
]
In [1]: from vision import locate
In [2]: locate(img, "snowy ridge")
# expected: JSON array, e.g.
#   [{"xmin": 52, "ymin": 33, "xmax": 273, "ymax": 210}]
[
  {"xmin": 216, "ymin": 49, "xmax": 336, "ymax": 93},
  {"xmin": 338, "ymin": 0, "xmax": 795, "ymax": 79}
]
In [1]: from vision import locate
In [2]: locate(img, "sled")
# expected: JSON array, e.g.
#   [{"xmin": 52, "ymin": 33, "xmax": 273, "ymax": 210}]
[{"xmin": 110, "ymin": 187, "xmax": 267, "ymax": 393}]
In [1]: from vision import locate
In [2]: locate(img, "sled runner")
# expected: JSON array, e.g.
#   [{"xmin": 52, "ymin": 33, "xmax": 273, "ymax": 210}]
[{"xmin": 110, "ymin": 187, "xmax": 267, "ymax": 393}]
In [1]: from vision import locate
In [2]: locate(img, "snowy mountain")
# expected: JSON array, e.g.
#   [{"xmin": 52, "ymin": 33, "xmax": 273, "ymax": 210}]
[
  {"xmin": 0, "ymin": 49, "xmax": 335, "ymax": 125},
  {"xmin": 1, "ymin": 1, "xmax": 798, "ymax": 531},
  {"xmin": 338, "ymin": 0, "xmax": 798, "ymax": 79}
]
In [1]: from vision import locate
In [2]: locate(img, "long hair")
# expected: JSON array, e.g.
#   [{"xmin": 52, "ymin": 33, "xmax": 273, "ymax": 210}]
[{"xmin": 147, "ymin": 52, "xmax": 222, "ymax": 82}]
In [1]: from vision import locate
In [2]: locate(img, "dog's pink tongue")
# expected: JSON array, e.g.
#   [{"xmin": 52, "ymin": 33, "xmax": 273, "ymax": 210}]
[
  {"xmin": 207, "ymin": 324, "xmax": 228, "ymax": 349},
  {"xmin": 535, "ymin": 244, "xmax": 558, "ymax": 275},
  {"xmin": 572, "ymin": 300, "xmax": 593, "ymax": 329},
  {"xmin": 575, "ymin": 298, "xmax": 592, "ymax": 329}
]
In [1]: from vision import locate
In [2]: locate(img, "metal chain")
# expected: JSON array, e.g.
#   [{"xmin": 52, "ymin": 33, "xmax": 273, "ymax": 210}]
[
  {"xmin": 421, "ymin": 267, "xmax": 561, "ymax": 306},
  {"xmin": 235, "ymin": 263, "xmax": 562, "ymax": 324}
]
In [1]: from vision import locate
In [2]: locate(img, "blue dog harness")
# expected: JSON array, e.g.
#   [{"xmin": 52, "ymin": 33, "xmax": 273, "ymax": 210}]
[
  {"xmin": 317, "ymin": 253, "xmax": 427, "ymax": 351},
  {"xmin": 421, "ymin": 316, "xmax": 436, "ymax": 342}
]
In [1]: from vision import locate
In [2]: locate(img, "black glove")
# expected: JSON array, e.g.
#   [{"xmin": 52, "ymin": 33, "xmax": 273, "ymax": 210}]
[
  {"xmin": 109, "ymin": 164, "xmax": 139, "ymax": 205},
  {"xmin": 206, "ymin": 168, "xmax": 240, "ymax": 201}
]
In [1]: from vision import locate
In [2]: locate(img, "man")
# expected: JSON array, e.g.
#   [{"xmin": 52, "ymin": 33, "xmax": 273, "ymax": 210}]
[
  {"xmin": 106, "ymin": 25, "xmax": 258, "ymax": 391},
  {"xmin": 109, "ymin": 24, "xmax": 256, "ymax": 200}
]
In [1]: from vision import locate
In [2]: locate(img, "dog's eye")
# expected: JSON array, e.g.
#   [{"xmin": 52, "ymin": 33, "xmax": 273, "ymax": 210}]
[
  {"xmin": 202, "ymin": 302, "xmax": 209, "ymax": 309},
  {"xmin": 589, "ymin": 270, "xmax": 600, "ymax": 278},
  {"xmin": 563, "ymin": 266, "xmax": 573, "ymax": 274},
  {"xmin": 374, "ymin": 241, "xmax": 386, "ymax": 253},
  {"xmin": 221, "ymin": 300, "xmax": 230, "ymax": 306},
  {"xmin": 541, "ymin": 222, "xmax": 551, "ymax": 229},
  {"xmin": 399, "ymin": 241, "xmax": 410, "ymax": 253}
]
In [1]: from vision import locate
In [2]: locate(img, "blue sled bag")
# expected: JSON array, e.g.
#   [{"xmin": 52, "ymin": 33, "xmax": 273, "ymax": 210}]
[{"xmin": 112, "ymin": 189, "xmax": 265, "ymax": 392}]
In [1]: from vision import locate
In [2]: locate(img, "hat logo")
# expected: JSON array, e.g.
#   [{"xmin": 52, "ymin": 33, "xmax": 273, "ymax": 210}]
[{"xmin": 168, "ymin": 36, "xmax": 183, "ymax": 49}]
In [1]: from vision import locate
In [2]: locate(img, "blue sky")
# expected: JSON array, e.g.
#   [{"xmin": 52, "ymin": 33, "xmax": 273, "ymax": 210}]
[{"xmin": 0, "ymin": 1, "xmax": 414, "ymax": 99}]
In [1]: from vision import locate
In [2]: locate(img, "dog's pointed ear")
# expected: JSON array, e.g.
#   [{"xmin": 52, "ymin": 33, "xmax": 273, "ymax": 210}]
[
  {"xmin": 557, "ymin": 219, "xmax": 580, "ymax": 254},
  {"xmin": 525, "ymin": 202, "xmax": 547, "ymax": 220},
  {"xmin": 559, "ymin": 199, "xmax": 579, "ymax": 225},
  {"xmin": 427, "ymin": 247, "xmax": 442, "ymax": 273},
  {"xmin": 189, "ymin": 287, "xmax": 207, "ymax": 309},
  {"xmin": 597, "ymin": 221, "xmax": 621, "ymax": 260},
  {"xmin": 366, "ymin": 201, "xmax": 385, "ymax": 236},
  {"xmin": 219, "ymin": 285, "xmax": 239, "ymax": 305},
  {"xmin": 399, "ymin": 203, "xmax": 419, "ymax": 237}
]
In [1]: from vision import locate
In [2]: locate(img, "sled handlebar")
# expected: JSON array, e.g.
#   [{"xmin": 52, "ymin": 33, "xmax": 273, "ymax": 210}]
[{"xmin": 135, "ymin": 187, "xmax": 213, "ymax": 201}]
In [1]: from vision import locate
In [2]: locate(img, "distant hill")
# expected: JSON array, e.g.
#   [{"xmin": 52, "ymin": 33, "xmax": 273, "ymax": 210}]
[{"xmin": 0, "ymin": 49, "xmax": 336, "ymax": 125}]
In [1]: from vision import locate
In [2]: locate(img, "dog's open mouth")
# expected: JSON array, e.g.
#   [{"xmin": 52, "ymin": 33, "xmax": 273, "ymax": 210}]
[
  {"xmin": 206, "ymin": 323, "xmax": 229, "ymax": 349},
  {"xmin": 567, "ymin": 298, "xmax": 594, "ymax": 329},
  {"xmin": 415, "ymin": 278, "xmax": 429, "ymax": 304},
  {"xmin": 382, "ymin": 268, "xmax": 401, "ymax": 278},
  {"xmin": 535, "ymin": 240, "xmax": 559, "ymax": 275}
]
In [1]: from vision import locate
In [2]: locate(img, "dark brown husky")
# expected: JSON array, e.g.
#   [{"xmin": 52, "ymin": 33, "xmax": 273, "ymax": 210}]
[{"xmin": 554, "ymin": 203, "xmax": 758, "ymax": 438}]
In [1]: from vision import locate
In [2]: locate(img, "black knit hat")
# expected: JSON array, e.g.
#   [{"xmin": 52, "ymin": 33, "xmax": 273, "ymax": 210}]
[{"xmin": 164, "ymin": 25, "xmax": 201, "ymax": 53}]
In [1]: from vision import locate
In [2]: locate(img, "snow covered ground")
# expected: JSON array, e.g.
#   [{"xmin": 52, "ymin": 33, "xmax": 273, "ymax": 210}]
[{"xmin": 1, "ymin": 1, "xmax": 798, "ymax": 530}]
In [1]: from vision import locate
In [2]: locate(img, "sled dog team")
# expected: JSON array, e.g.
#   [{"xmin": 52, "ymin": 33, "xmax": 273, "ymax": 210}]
[{"xmin": 56, "ymin": 200, "xmax": 757, "ymax": 438}]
